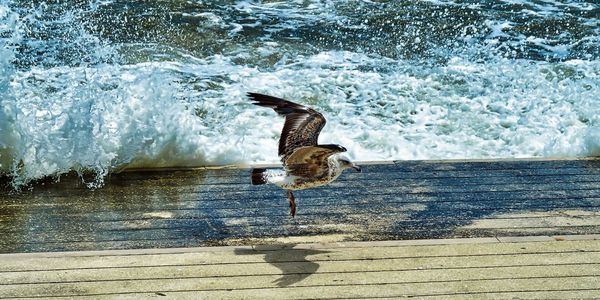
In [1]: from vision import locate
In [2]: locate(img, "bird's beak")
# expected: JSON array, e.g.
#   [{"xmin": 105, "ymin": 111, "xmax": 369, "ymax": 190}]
[{"xmin": 352, "ymin": 165, "xmax": 361, "ymax": 172}]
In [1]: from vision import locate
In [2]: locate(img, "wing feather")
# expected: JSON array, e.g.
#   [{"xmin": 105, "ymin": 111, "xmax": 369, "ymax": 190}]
[
  {"xmin": 248, "ymin": 93, "xmax": 327, "ymax": 163},
  {"xmin": 285, "ymin": 145, "xmax": 346, "ymax": 178}
]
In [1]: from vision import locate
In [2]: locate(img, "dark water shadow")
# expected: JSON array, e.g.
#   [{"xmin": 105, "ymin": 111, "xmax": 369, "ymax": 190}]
[
  {"xmin": 0, "ymin": 169, "xmax": 214, "ymax": 253},
  {"xmin": 234, "ymin": 244, "xmax": 331, "ymax": 287}
]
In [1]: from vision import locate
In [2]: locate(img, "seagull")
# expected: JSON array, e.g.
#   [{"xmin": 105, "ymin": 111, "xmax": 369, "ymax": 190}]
[{"xmin": 248, "ymin": 92, "xmax": 361, "ymax": 217}]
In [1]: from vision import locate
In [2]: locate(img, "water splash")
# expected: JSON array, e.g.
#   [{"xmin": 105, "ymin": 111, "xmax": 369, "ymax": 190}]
[{"xmin": 0, "ymin": 0, "xmax": 598, "ymax": 188}]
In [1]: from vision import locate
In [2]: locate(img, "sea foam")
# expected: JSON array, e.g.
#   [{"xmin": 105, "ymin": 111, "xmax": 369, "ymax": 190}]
[{"xmin": 0, "ymin": 0, "xmax": 598, "ymax": 188}]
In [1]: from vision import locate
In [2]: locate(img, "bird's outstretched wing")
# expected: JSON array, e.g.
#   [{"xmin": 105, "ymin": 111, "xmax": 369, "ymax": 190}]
[
  {"xmin": 248, "ymin": 92, "xmax": 327, "ymax": 163},
  {"xmin": 284, "ymin": 145, "xmax": 346, "ymax": 178}
]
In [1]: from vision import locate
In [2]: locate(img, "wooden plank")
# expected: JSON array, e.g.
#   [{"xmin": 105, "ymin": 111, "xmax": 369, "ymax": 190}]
[
  {"xmin": 3, "ymin": 255, "xmax": 600, "ymax": 284},
  {"xmin": 2, "ymin": 207, "xmax": 600, "ymax": 239},
  {"xmin": 0, "ymin": 238, "xmax": 599, "ymax": 299},
  {"xmin": 3, "ymin": 159, "xmax": 599, "ymax": 193},
  {"xmin": 1, "ymin": 159, "xmax": 599, "ymax": 253},
  {"xmin": 103, "ymin": 167, "xmax": 600, "ymax": 187},
  {"xmin": 2, "ymin": 208, "xmax": 598, "ymax": 236},
  {"xmin": 4, "ymin": 175, "xmax": 597, "ymax": 203},
  {"xmin": 0, "ymin": 191, "xmax": 597, "ymax": 221},
  {"xmin": 2, "ymin": 194, "xmax": 598, "ymax": 222},
  {"xmin": 3, "ymin": 187, "xmax": 599, "ymax": 215},
  {"xmin": 24, "ymin": 289, "xmax": 600, "ymax": 300},
  {"xmin": 2, "ymin": 268, "xmax": 599, "ymax": 298},
  {"xmin": 3, "ymin": 173, "xmax": 599, "ymax": 207},
  {"xmin": 1, "ymin": 239, "xmax": 598, "ymax": 271},
  {"xmin": 0, "ymin": 224, "xmax": 598, "ymax": 251},
  {"xmin": 2, "ymin": 185, "xmax": 598, "ymax": 219}
]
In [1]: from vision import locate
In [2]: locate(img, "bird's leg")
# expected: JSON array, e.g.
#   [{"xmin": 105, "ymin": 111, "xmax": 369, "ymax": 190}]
[{"xmin": 287, "ymin": 190, "xmax": 296, "ymax": 217}]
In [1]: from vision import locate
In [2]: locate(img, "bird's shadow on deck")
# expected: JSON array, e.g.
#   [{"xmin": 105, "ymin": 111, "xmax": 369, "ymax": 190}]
[{"xmin": 234, "ymin": 244, "xmax": 331, "ymax": 287}]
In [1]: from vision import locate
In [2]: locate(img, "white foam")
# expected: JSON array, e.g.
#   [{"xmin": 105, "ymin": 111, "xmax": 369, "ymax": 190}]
[
  {"xmin": 227, "ymin": 53, "xmax": 600, "ymax": 162},
  {"xmin": 1, "ymin": 1, "xmax": 598, "ymax": 188},
  {"xmin": 2, "ymin": 47, "xmax": 599, "ymax": 187},
  {"xmin": 2, "ymin": 60, "xmax": 244, "ymax": 184},
  {"xmin": 0, "ymin": 2, "xmax": 18, "ymax": 175},
  {"xmin": 583, "ymin": 127, "xmax": 600, "ymax": 156}
]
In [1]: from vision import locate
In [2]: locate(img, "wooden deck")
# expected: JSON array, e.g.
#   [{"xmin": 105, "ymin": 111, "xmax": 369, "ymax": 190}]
[
  {"xmin": 1, "ymin": 236, "xmax": 599, "ymax": 299},
  {"xmin": 1, "ymin": 158, "xmax": 599, "ymax": 298}
]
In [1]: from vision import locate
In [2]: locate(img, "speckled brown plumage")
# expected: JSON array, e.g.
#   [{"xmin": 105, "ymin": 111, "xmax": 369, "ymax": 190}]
[{"xmin": 248, "ymin": 92, "xmax": 360, "ymax": 217}]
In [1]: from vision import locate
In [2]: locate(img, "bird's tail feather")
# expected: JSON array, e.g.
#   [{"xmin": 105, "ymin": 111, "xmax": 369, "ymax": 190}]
[{"xmin": 251, "ymin": 168, "xmax": 268, "ymax": 185}]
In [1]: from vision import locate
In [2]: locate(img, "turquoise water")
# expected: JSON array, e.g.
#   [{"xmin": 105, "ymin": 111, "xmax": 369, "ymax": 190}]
[{"xmin": 0, "ymin": 0, "xmax": 598, "ymax": 187}]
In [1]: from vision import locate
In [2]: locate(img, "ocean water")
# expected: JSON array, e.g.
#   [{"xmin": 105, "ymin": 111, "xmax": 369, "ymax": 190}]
[{"xmin": 0, "ymin": 0, "xmax": 598, "ymax": 187}]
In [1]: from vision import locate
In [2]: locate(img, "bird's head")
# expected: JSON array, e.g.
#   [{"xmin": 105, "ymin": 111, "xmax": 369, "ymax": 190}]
[{"xmin": 336, "ymin": 155, "xmax": 361, "ymax": 172}]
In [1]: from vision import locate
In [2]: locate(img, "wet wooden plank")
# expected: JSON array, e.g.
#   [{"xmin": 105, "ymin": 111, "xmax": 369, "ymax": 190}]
[
  {"xmin": 0, "ymin": 158, "xmax": 599, "ymax": 253},
  {"xmin": 3, "ymin": 173, "xmax": 599, "ymax": 204},
  {"xmin": 0, "ymin": 237, "xmax": 599, "ymax": 299}
]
